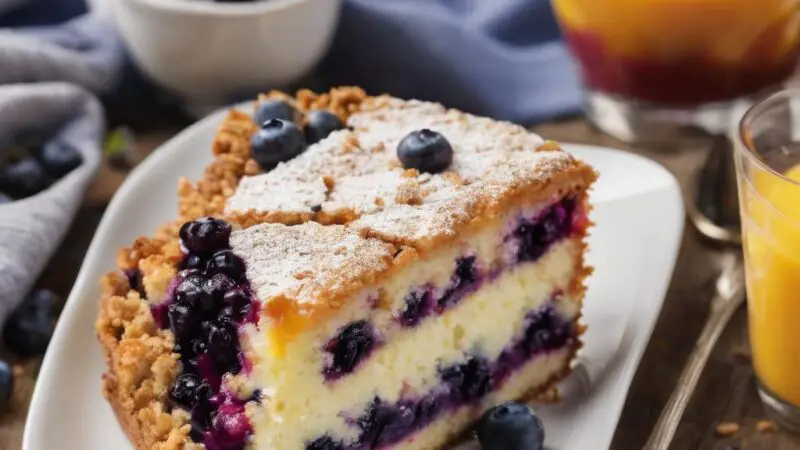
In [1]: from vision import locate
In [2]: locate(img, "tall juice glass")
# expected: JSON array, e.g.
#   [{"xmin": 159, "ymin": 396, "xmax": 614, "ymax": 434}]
[
  {"xmin": 552, "ymin": 0, "xmax": 800, "ymax": 143},
  {"xmin": 735, "ymin": 90, "xmax": 800, "ymax": 429}
]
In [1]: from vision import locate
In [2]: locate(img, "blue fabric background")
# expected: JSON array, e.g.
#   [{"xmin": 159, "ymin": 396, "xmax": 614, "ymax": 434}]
[
  {"xmin": 324, "ymin": 0, "xmax": 582, "ymax": 123},
  {"xmin": 0, "ymin": 0, "xmax": 583, "ymax": 124},
  {"xmin": 0, "ymin": 0, "xmax": 86, "ymax": 27}
]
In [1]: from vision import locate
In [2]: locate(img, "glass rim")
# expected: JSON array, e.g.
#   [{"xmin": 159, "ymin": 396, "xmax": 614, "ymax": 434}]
[{"xmin": 737, "ymin": 89, "xmax": 800, "ymax": 189}]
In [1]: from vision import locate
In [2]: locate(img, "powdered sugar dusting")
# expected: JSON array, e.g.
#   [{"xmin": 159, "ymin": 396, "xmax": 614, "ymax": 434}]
[
  {"xmin": 230, "ymin": 222, "xmax": 394, "ymax": 306},
  {"xmin": 230, "ymin": 170, "xmax": 328, "ymax": 212},
  {"xmin": 226, "ymin": 96, "xmax": 575, "ymax": 234}
]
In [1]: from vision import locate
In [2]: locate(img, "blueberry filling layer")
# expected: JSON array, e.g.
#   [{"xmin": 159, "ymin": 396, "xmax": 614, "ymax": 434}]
[
  {"xmin": 149, "ymin": 217, "xmax": 260, "ymax": 450},
  {"xmin": 435, "ymin": 256, "xmax": 479, "ymax": 313},
  {"xmin": 512, "ymin": 197, "xmax": 577, "ymax": 264},
  {"xmin": 393, "ymin": 255, "xmax": 480, "ymax": 329},
  {"xmin": 396, "ymin": 197, "xmax": 578, "ymax": 328},
  {"xmin": 306, "ymin": 302, "xmax": 575, "ymax": 450},
  {"xmin": 320, "ymin": 197, "xmax": 580, "ymax": 381}
]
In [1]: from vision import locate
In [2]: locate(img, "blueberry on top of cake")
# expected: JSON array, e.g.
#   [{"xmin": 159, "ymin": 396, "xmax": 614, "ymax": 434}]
[{"xmin": 97, "ymin": 88, "xmax": 597, "ymax": 450}]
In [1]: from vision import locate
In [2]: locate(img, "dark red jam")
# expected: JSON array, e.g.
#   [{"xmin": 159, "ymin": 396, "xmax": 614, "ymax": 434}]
[{"xmin": 562, "ymin": 25, "xmax": 800, "ymax": 105}]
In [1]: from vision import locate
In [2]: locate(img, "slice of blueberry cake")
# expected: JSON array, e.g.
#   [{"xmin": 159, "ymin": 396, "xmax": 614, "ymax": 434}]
[{"xmin": 96, "ymin": 87, "xmax": 597, "ymax": 450}]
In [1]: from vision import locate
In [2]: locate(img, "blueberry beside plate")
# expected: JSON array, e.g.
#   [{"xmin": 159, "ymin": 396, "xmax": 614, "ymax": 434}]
[
  {"xmin": 477, "ymin": 402, "xmax": 545, "ymax": 450},
  {"xmin": 0, "ymin": 140, "xmax": 83, "ymax": 202}
]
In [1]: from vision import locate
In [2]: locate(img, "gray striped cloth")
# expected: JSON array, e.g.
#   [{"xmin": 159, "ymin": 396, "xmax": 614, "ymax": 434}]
[{"xmin": 0, "ymin": 13, "xmax": 123, "ymax": 323}]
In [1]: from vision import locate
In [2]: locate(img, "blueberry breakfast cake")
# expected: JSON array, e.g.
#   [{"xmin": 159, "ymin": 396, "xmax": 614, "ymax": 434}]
[{"xmin": 96, "ymin": 87, "xmax": 597, "ymax": 450}]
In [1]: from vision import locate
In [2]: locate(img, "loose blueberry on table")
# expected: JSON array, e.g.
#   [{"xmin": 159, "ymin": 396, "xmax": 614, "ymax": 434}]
[
  {"xmin": 397, "ymin": 129, "xmax": 454, "ymax": 174},
  {"xmin": 251, "ymin": 118, "xmax": 308, "ymax": 171},
  {"xmin": 38, "ymin": 141, "xmax": 83, "ymax": 178},
  {"xmin": 0, "ymin": 139, "xmax": 83, "ymax": 201},
  {"xmin": 3, "ymin": 289, "xmax": 58, "ymax": 358},
  {"xmin": 476, "ymin": 401, "xmax": 545, "ymax": 450},
  {"xmin": 0, "ymin": 361, "xmax": 13, "ymax": 408},
  {"xmin": 0, "ymin": 156, "xmax": 50, "ymax": 199}
]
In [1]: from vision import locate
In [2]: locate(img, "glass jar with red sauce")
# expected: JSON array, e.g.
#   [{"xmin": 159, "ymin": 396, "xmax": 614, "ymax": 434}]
[{"xmin": 551, "ymin": 0, "xmax": 800, "ymax": 143}]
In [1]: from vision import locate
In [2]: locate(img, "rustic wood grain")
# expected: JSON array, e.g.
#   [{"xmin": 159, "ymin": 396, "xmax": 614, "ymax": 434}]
[{"xmin": 2, "ymin": 116, "xmax": 796, "ymax": 450}]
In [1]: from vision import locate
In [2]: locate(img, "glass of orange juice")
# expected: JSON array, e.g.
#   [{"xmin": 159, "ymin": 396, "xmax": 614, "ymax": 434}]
[
  {"xmin": 551, "ymin": 0, "xmax": 800, "ymax": 143},
  {"xmin": 735, "ymin": 89, "xmax": 800, "ymax": 429}
]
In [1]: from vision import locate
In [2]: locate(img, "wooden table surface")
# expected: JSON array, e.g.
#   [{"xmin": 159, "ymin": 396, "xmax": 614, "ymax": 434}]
[{"xmin": 2, "ymin": 112, "xmax": 798, "ymax": 450}]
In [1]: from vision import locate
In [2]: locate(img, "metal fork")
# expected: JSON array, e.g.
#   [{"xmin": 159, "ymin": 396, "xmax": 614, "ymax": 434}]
[{"xmin": 642, "ymin": 253, "xmax": 745, "ymax": 450}]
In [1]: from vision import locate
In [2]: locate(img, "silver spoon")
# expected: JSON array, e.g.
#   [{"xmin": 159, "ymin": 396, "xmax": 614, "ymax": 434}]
[
  {"xmin": 643, "ymin": 135, "xmax": 747, "ymax": 450},
  {"xmin": 686, "ymin": 134, "xmax": 742, "ymax": 245}
]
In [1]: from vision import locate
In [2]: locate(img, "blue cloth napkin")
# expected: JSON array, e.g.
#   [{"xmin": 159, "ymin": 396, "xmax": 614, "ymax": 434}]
[
  {"xmin": 324, "ymin": 0, "xmax": 583, "ymax": 123},
  {"xmin": 0, "ymin": 3, "xmax": 112, "ymax": 321}
]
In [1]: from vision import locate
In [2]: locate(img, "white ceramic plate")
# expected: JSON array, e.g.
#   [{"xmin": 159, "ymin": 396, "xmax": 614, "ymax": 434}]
[{"xmin": 22, "ymin": 105, "xmax": 684, "ymax": 450}]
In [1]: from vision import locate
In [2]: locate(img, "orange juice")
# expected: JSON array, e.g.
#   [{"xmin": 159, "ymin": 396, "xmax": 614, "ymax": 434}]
[
  {"xmin": 742, "ymin": 164, "xmax": 800, "ymax": 406},
  {"xmin": 552, "ymin": 0, "xmax": 800, "ymax": 104}
]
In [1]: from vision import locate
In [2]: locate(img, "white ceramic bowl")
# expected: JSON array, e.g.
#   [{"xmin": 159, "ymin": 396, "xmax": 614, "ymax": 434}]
[{"xmin": 108, "ymin": 0, "xmax": 342, "ymax": 105}]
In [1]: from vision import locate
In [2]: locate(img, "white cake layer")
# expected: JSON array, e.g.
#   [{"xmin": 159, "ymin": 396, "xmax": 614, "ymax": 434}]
[
  {"xmin": 393, "ymin": 347, "xmax": 573, "ymax": 450},
  {"xmin": 245, "ymin": 235, "xmax": 582, "ymax": 449}
]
